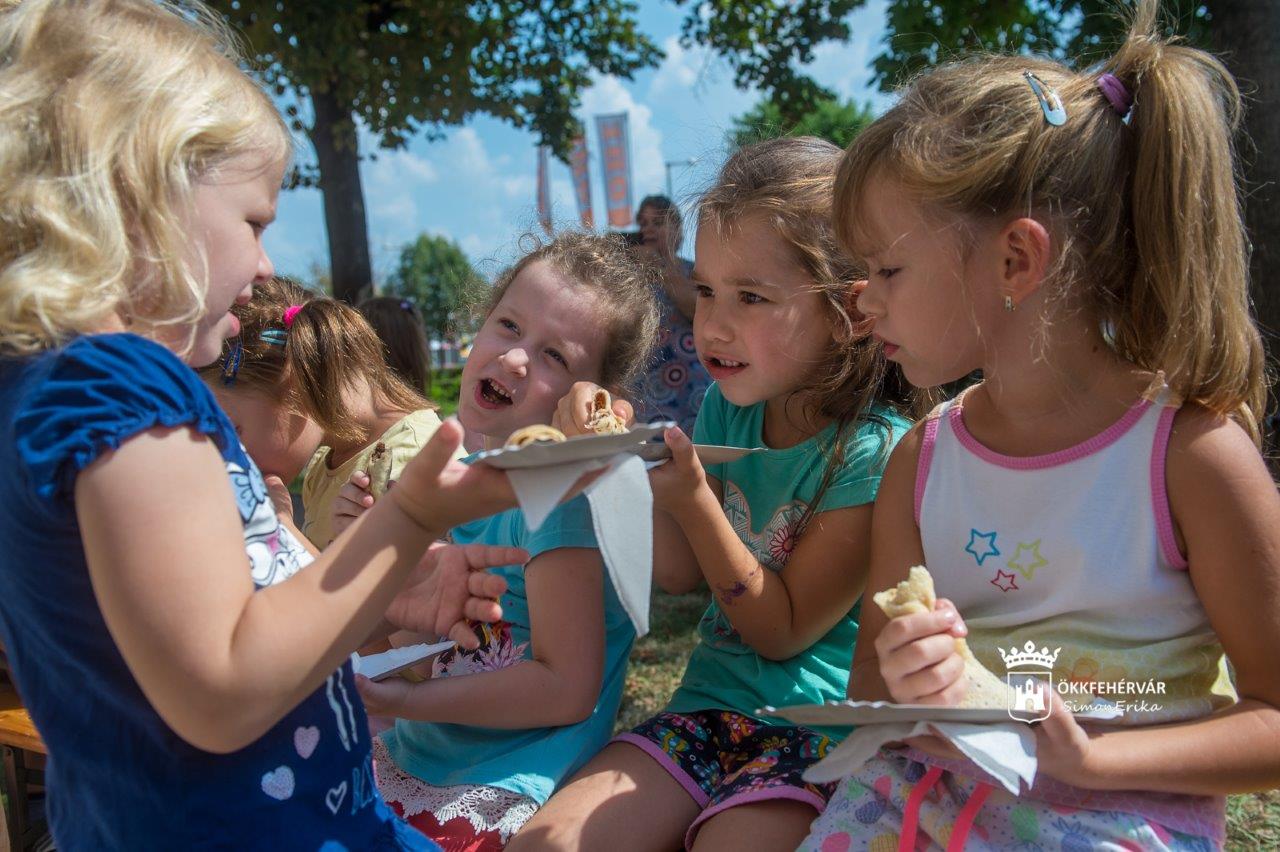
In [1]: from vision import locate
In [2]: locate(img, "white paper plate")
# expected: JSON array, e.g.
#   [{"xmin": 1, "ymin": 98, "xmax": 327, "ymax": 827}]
[
  {"xmin": 352, "ymin": 640, "xmax": 455, "ymax": 681},
  {"xmin": 474, "ymin": 421, "xmax": 674, "ymax": 470},
  {"xmin": 634, "ymin": 443, "xmax": 767, "ymax": 466},
  {"xmin": 758, "ymin": 700, "xmax": 1125, "ymax": 727}
]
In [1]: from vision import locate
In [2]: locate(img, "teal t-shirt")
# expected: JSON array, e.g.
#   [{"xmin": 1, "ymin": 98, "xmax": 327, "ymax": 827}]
[
  {"xmin": 665, "ymin": 383, "xmax": 910, "ymax": 739},
  {"xmin": 382, "ymin": 494, "xmax": 635, "ymax": 803}
]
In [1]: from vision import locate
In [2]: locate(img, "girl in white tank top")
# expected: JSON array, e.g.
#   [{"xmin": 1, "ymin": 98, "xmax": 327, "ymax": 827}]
[{"xmin": 800, "ymin": 3, "xmax": 1280, "ymax": 848}]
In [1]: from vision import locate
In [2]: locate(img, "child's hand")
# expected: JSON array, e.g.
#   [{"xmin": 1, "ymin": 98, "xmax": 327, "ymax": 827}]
[
  {"xmin": 354, "ymin": 673, "xmax": 415, "ymax": 717},
  {"xmin": 391, "ymin": 419, "xmax": 517, "ymax": 532},
  {"xmin": 648, "ymin": 426, "xmax": 708, "ymax": 512},
  {"xmin": 332, "ymin": 470, "xmax": 375, "ymax": 538},
  {"xmin": 384, "ymin": 543, "xmax": 523, "ymax": 649},
  {"xmin": 263, "ymin": 474, "xmax": 295, "ymax": 524},
  {"xmin": 875, "ymin": 598, "xmax": 969, "ymax": 705},
  {"xmin": 552, "ymin": 381, "xmax": 635, "ymax": 437},
  {"xmin": 1032, "ymin": 687, "xmax": 1097, "ymax": 786}
]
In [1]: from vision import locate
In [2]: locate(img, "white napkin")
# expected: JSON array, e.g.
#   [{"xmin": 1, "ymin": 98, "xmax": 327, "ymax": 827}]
[
  {"xmin": 803, "ymin": 721, "xmax": 1038, "ymax": 794},
  {"xmin": 506, "ymin": 453, "xmax": 653, "ymax": 637},
  {"xmin": 350, "ymin": 640, "xmax": 456, "ymax": 681}
]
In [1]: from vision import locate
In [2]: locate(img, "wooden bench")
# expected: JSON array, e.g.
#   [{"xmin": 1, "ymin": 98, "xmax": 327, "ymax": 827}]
[{"xmin": 0, "ymin": 681, "xmax": 46, "ymax": 852}]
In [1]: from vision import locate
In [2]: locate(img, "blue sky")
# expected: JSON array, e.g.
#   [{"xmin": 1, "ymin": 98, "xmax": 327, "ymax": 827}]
[{"xmin": 263, "ymin": 0, "xmax": 893, "ymax": 286}]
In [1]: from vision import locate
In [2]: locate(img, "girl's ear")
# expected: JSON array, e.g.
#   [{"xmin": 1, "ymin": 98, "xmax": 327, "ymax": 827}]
[{"xmin": 998, "ymin": 218, "xmax": 1052, "ymax": 308}]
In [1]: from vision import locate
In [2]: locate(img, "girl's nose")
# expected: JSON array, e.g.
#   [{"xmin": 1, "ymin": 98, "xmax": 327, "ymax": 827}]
[
  {"xmin": 256, "ymin": 247, "xmax": 275, "ymax": 284},
  {"xmin": 697, "ymin": 302, "xmax": 732, "ymax": 344},
  {"xmin": 856, "ymin": 278, "xmax": 885, "ymax": 320},
  {"xmin": 499, "ymin": 347, "xmax": 529, "ymax": 377}
]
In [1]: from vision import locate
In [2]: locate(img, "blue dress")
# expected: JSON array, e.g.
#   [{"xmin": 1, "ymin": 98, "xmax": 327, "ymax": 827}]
[{"xmin": 0, "ymin": 334, "xmax": 436, "ymax": 850}]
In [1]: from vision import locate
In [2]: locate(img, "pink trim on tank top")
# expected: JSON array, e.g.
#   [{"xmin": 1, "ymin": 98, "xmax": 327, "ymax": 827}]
[
  {"xmin": 1150, "ymin": 405, "xmax": 1188, "ymax": 569},
  {"xmin": 914, "ymin": 415, "xmax": 941, "ymax": 526},
  {"xmin": 948, "ymin": 395, "xmax": 1153, "ymax": 470}
]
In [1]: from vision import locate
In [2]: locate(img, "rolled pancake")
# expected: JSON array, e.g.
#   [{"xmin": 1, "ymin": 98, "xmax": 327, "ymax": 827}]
[{"xmin": 873, "ymin": 566, "xmax": 1015, "ymax": 709}]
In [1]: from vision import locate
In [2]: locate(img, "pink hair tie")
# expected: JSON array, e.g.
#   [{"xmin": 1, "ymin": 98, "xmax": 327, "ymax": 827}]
[
  {"xmin": 1096, "ymin": 73, "xmax": 1133, "ymax": 119},
  {"xmin": 282, "ymin": 304, "xmax": 303, "ymax": 328}
]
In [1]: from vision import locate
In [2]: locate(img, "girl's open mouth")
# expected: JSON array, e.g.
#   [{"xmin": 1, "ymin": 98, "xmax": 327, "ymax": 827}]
[
  {"xmin": 704, "ymin": 356, "xmax": 748, "ymax": 380},
  {"xmin": 474, "ymin": 377, "xmax": 513, "ymax": 410}
]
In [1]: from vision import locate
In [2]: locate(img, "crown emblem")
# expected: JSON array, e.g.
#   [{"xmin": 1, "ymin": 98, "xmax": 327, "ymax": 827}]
[{"xmin": 999, "ymin": 640, "xmax": 1061, "ymax": 670}]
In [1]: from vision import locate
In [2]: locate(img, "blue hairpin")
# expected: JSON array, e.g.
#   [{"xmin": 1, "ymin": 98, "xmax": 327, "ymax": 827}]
[
  {"xmin": 220, "ymin": 339, "xmax": 244, "ymax": 385},
  {"xmin": 399, "ymin": 299, "xmax": 413, "ymax": 312},
  {"xmin": 260, "ymin": 328, "xmax": 288, "ymax": 347},
  {"xmin": 1024, "ymin": 71, "xmax": 1067, "ymax": 126}
]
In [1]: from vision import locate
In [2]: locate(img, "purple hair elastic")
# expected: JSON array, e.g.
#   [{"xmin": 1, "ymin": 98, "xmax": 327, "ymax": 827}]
[{"xmin": 1096, "ymin": 73, "xmax": 1133, "ymax": 119}]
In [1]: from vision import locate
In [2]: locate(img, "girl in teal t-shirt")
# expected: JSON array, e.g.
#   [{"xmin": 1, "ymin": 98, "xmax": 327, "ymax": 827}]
[
  {"xmin": 518, "ymin": 138, "xmax": 928, "ymax": 851},
  {"xmin": 350, "ymin": 232, "xmax": 661, "ymax": 850}
]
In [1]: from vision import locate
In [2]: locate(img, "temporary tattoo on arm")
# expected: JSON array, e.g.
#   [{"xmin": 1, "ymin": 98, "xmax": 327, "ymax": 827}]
[{"xmin": 716, "ymin": 567, "xmax": 760, "ymax": 606}]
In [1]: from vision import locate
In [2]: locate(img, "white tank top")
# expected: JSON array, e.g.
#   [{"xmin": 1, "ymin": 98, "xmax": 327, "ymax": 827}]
[
  {"xmin": 912, "ymin": 382, "xmax": 1233, "ymax": 840},
  {"xmin": 916, "ymin": 383, "xmax": 1234, "ymax": 726}
]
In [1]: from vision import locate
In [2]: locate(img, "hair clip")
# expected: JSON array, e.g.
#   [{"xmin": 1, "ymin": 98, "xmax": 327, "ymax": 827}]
[
  {"xmin": 399, "ymin": 299, "xmax": 413, "ymax": 312},
  {"xmin": 260, "ymin": 328, "xmax": 288, "ymax": 347},
  {"xmin": 283, "ymin": 304, "xmax": 303, "ymax": 328},
  {"xmin": 220, "ymin": 339, "xmax": 244, "ymax": 385},
  {"xmin": 1023, "ymin": 71, "xmax": 1067, "ymax": 126},
  {"xmin": 1095, "ymin": 73, "xmax": 1133, "ymax": 120}
]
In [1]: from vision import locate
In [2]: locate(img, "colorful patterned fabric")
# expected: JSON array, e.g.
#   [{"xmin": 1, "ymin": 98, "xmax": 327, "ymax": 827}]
[
  {"xmin": 800, "ymin": 750, "xmax": 1216, "ymax": 852},
  {"xmin": 619, "ymin": 710, "xmax": 837, "ymax": 849},
  {"xmin": 634, "ymin": 272, "xmax": 711, "ymax": 435}
]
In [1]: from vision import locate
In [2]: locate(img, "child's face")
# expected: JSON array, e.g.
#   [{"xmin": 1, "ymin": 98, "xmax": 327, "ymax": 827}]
[
  {"xmin": 853, "ymin": 174, "xmax": 998, "ymax": 387},
  {"xmin": 184, "ymin": 153, "xmax": 284, "ymax": 368},
  {"xmin": 637, "ymin": 203, "xmax": 678, "ymax": 256},
  {"xmin": 213, "ymin": 386, "xmax": 324, "ymax": 482},
  {"xmin": 458, "ymin": 260, "xmax": 610, "ymax": 443},
  {"xmin": 692, "ymin": 215, "xmax": 836, "ymax": 409}
]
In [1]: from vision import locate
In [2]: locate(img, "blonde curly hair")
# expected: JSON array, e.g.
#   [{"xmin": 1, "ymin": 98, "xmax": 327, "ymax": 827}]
[{"xmin": 0, "ymin": 0, "xmax": 290, "ymax": 357}]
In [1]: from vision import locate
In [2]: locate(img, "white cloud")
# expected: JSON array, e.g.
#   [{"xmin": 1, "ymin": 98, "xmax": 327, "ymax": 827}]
[{"xmin": 649, "ymin": 35, "xmax": 704, "ymax": 95}]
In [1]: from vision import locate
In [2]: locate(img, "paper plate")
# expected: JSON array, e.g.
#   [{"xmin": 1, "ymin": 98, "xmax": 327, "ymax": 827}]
[
  {"xmin": 474, "ymin": 421, "xmax": 674, "ymax": 470},
  {"xmin": 352, "ymin": 640, "xmax": 455, "ymax": 681},
  {"xmin": 758, "ymin": 700, "xmax": 1125, "ymax": 728},
  {"xmin": 634, "ymin": 443, "xmax": 767, "ymax": 466}
]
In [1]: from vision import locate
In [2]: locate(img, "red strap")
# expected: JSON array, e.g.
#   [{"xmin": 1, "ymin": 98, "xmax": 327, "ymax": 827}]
[
  {"xmin": 946, "ymin": 781, "xmax": 995, "ymax": 852},
  {"xmin": 899, "ymin": 765, "xmax": 944, "ymax": 852}
]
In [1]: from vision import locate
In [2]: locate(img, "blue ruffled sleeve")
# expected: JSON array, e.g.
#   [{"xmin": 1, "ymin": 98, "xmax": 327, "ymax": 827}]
[{"xmin": 14, "ymin": 334, "xmax": 236, "ymax": 502}]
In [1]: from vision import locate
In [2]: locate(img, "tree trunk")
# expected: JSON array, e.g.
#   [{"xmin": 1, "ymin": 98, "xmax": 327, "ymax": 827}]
[
  {"xmin": 1206, "ymin": 0, "xmax": 1279, "ymax": 451},
  {"xmin": 309, "ymin": 87, "xmax": 373, "ymax": 304}
]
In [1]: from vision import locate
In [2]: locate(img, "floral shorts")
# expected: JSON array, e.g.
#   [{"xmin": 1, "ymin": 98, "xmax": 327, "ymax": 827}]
[
  {"xmin": 799, "ymin": 750, "xmax": 1217, "ymax": 852},
  {"xmin": 372, "ymin": 737, "xmax": 538, "ymax": 852},
  {"xmin": 616, "ymin": 709, "xmax": 837, "ymax": 849}
]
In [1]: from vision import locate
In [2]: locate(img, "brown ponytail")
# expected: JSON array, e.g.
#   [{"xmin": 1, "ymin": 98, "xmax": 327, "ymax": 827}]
[{"xmin": 200, "ymin": 277, "xmax": 433, "ymax": 444}]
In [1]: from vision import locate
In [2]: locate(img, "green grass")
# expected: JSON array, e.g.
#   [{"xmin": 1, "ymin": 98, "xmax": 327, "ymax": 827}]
[
  {"xmin": 428, "ymin": 367, "xmax": 462, "ymax": 417},
  {"xmin": 619, "ymin": 589, "xmax": 1280, "ymax": 848}
]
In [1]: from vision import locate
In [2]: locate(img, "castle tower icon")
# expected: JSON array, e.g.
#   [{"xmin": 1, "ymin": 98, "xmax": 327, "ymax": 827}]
[{"xmin": 1014, "ymin": 677, "xmax": 1046, "ymax": 714}]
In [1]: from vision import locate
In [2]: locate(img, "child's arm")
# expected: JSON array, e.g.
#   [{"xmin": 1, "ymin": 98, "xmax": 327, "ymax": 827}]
[
  {"xmin": 652, "ymin": 481, "xmax": 718, "ymax": 595},
  {"xmin": 356, "ymin": 547, "xmax": 607, "ymax": 728},
  {"xmin": 1033, "ymin": 408, "xmax": 1280, "ymax": 795},
  {"xmin": 651, "ymin": 427, "xmax": 873, "ymax": 661},
  {"xmin": 75, "ymin": 420, "xmax": 518, "ymax": 754},
  {"xmin": 846, "ymin": 424, "xmax": 967, "ymax": 704}
]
